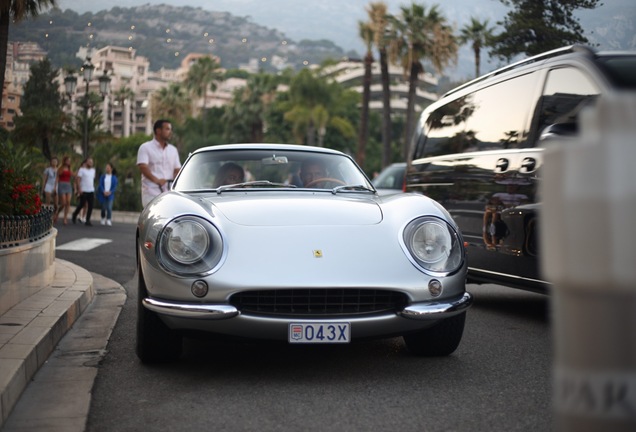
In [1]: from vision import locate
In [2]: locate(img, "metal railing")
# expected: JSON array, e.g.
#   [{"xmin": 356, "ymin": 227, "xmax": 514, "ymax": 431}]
[{"xmin": 0, "ymin": 206, "xmax": 55, "ymax": 248}]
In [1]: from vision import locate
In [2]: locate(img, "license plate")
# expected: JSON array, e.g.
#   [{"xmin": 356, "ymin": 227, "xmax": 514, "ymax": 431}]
[{"xmin": 288, "ymin": 322, "xmax": 350, "ymax": 344}]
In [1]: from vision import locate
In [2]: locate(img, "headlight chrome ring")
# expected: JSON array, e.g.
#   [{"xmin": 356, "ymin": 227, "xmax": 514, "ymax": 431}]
[
  {"xmin": 402, "ymin": 216, "xmax": 464, "ymax": 275},
  {"xmin": 157, "ymin": 216, "xmax": 224, "ymax": 276}
]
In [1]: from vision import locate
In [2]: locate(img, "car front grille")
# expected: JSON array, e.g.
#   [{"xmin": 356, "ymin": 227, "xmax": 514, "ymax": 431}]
[{"xmin": 229, "ymin": 289, "xmax": 408, "ymax": 317}]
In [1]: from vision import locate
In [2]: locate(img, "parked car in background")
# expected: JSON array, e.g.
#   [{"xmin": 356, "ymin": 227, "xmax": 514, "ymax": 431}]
[
  {"xmin": 406, "ymin": 45, "xmax": 636, "ymax": 294},
  {"xmin": 136, "ymin": 144, "xmax": 472, "ymax": 362},
  {"xmin": 372, "ymin": 162, "xmax": 406, "ymax": 195}
]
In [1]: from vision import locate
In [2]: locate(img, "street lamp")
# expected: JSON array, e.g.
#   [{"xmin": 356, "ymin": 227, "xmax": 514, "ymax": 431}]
[{"xmin": 64, "ymin": 56, "xmax": 111, "ymax": 158}]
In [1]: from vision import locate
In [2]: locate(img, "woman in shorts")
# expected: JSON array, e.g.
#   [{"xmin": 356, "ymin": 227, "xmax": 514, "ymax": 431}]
[{"xmin": 56, "ymin": 155, "xmax": 74, "ymax": 225}]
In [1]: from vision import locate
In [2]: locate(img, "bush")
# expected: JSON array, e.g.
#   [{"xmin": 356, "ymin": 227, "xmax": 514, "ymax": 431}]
[{"xmin": 0, "ymin": 141, "xmax": 43, "ymax": 216}]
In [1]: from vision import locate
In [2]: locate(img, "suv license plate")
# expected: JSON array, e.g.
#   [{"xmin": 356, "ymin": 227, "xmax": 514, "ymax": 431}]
[{"xmin": 289, "ymin": 322, "xmax": 350, "ymax": 344}]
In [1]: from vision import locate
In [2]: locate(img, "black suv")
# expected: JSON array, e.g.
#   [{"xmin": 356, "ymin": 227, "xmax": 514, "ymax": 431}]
[{"xmin": 406, "ymin": 45, "xmax": 636, "ymax": 293}]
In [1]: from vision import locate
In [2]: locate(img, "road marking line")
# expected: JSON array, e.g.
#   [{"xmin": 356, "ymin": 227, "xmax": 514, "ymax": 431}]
[{"xmin": 56, "ymin": 238, "xmax": 113, "ymax": 251}]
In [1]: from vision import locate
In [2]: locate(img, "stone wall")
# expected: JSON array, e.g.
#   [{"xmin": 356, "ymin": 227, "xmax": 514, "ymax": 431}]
[{"xmin": 0, "ymin": 230, "xmax": 57, "ymax": 316}]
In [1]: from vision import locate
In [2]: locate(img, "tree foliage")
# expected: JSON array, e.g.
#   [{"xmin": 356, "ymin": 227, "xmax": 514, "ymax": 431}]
[
  {"xmin": 12, "ymin": 57, "xmax": 66, "ymax": 160},
  {"xmin": 0, "ymin": 0, "xmax": 56, "ymax": 112},
  {"xmin": 389, "ymin": 2, "xmax": 457, "ymax": 159},
  {"xmin": 184, "ymin": 56, "xmax": 223, "ymax": 141},
  {"xmin": 223, "ymin": 73, "xmax": 278, "ymax": 143},
  {"xmin": 150, "ymin": 83, "xmax": 192, "ymax": 131},
  {"xmin": 283, "ymin": 69, "xmax": 357, "ymax": 149},
  {"xmin": 356, "ymin": 20, "xmax": 374, "ymax": 170},
  {"xmin": 366, "ymin": 1, "xmax": 393, "ymax": 169},
  {"xmin": 458, "ymin": 17, "xmax": 495, "ymax": 78},
  {"xmin": 491, "ymin": 0, "xmax": 601, "ymax": 60}
]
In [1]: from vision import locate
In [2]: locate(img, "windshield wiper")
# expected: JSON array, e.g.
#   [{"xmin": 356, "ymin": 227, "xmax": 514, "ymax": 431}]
[
  {"xmin": 331, "ymin": 184, "xmax": 375, "ymax": 194},
  {"xmin": 216, "ymin": 181, "xmax": 296, "ymax": 193}
]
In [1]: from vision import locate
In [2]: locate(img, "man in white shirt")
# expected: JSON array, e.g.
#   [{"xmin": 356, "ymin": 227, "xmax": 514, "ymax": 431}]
[
  {"xmin": 72, "ymin": 157, "xmax": 96, "ymax": 226},
  {"xmin": 137, "ymin": 119, "xmax": 182, "ymax": 207}
]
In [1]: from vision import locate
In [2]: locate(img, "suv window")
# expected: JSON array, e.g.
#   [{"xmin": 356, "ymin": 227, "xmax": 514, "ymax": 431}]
[
  {"xmin": 414, "ymin": 72, "xmax": 539, "ymax": 159},
  {"xmin": 597, "ymin": 55, "xmax": 636, "ymax": 88},
  {"xmin": 534, "ymin": 67, "xmax": 600, "ymax": 137}
]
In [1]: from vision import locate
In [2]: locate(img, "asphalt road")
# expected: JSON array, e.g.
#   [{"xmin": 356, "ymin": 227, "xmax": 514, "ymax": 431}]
[{"xmin": 54, "ymin": 220, "xmax": 552, "ymax": 432}]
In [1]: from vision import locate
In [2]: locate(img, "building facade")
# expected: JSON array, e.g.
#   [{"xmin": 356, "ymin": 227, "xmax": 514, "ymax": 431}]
[
  {"xmin": 0, "ymin": 42, "xmax": 47, "ymax": 130},
  {"xmin": 321, "ymin": 60, "xmax": 439, "ymax": 115}
]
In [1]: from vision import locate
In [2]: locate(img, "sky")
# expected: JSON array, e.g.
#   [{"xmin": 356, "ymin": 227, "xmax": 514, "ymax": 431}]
[
  {"xmin": 54, "ymin": 0, "xmax": 634, "ymax": 79},
  {"xmin": 56, "ymin": 0, "xmax": 510, "ymax": 78},
  {"xmin": 55, "ymin": 1, "xmax": 509, "ymax": 54}
]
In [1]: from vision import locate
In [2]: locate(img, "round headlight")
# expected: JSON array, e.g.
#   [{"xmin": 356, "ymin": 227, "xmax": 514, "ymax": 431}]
[
  {"xmin": 411, "ymin": 220, "xmax": 451, "ymax": 264},
  {"xmin": 165, "ymin": 219, "xmax": 209, "ymax": 263},
  {"xmin": 403, "ymin": 217, "xmax": 463, "ymax": 274},
  {"xmin": 158, "ymin": 216, "xmax": 224, "ymax": 275}
]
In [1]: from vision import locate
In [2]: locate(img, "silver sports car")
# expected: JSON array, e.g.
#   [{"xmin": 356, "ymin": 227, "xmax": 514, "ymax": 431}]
[{"xmin": 136, "ymin": 144, "xmax": 472, "ymax": 362}]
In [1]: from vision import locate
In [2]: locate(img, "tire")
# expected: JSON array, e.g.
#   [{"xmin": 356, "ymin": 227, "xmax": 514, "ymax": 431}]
[
  {"xmin": 403, "ymin": 312, "xmax": 467, "ymax": 356},
  {"xmin": 136, "ymin": 262, "xmax": 182, "ymax": 363}
]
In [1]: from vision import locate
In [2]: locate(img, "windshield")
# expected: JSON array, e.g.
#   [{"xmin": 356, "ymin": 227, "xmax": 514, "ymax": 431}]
[{"xmin": 173, "ymin": 148, "xmax": 373, "ymax": 192}]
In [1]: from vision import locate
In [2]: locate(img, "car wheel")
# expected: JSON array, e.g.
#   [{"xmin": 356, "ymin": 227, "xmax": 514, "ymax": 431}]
[
  {"xmin": 403, "ymin": 312, "xmax": 466, "ymax": 356},
  {"xmin": 136, "ymin": 263, "xmax": 182, "ymax": 363}
]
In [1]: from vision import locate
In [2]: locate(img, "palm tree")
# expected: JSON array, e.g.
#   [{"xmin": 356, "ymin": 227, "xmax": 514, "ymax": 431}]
[
  {"xmin": 283, "ymin": 69, "xmax": 356, "ymax": 147},
  {"xmin": 113, "ymin": 85, "xmax": 135, "ymax": 137},
  {"xmin": 367, "ymin": 2, "xmax": 392, "ymax": 169},
  {"xmin": 0, "ymin": 0, "xmax": 56, "ymax": 113},
  {"xmin": 223, "ymin": 72, "xmax": 278, "ymax": 143},
  {"xmin": 458, "ymin": 17, "xmax": 495, "ymax": 78},
  {"xmin": 184, "ymin": 56, "xmax": 223, "ymax": 138},
  {"xmin": 64, "ymin": 92, "xmax": 109, "ymax": 155},
  {"xmin": 150, "ymin": 83, "xmax": 191, "ymax": 127},
  {"xmin": 389, "ymin": 3, "xmax": 457, "ymax": 160},
  {"xmin": 356, "ymin": 20, "xmax": 374, "ymax": 170},
  {"xmin": 284, "ymin": 69, "xmax": 328, "ymax": 146}
]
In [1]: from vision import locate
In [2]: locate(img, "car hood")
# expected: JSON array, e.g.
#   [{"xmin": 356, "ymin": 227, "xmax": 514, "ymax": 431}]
[{"xmin": 205, "ymin": 195, "xmax": 382, "ymax": 226}]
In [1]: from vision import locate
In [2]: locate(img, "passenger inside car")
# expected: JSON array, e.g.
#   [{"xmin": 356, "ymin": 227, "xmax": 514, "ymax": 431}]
[{"xmin": 214, "ymin": 162, "xmax": 245, "ymax": 187}]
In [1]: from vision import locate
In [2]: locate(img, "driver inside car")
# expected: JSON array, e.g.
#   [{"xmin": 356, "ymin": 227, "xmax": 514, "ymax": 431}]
[{"xmin": 300, "ymin": 158, "xmax": 329, "ymax": 187}]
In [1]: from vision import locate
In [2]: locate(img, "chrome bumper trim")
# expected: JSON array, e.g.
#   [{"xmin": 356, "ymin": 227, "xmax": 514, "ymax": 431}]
[
  {"xmin": 399, "ymin": 292, "xmax": 473, "ymax": 320},
  {"xmin": 142, "ymin": 298, "xmax": 239, "ymax": 319},
  {"xmin": 144, "ymin": 291, "xmax": 472, "ymax": 321}
]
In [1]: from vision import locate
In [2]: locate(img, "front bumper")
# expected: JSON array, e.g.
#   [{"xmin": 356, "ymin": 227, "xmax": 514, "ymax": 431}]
[{"xmin": 142, "ymin": 292, "xmax": 473, "ymax": 340}]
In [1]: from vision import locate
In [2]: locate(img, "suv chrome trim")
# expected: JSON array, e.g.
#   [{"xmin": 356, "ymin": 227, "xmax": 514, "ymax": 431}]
[{"xmin": 443, "ymin": 44, "xmax": 596, "ymax": 98}]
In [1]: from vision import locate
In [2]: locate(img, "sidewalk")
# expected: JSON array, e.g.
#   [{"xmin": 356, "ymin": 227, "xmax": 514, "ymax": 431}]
[
  {"xmin": 0, "ymin": 260, "xmax": 95, "ymax": 427},
  {"xmin": 0, "ymin": 211, "xmax": 135, "ymax": 429}
]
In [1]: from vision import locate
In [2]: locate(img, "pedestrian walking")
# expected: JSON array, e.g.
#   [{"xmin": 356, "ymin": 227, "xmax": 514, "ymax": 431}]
[
  {"xmin": 42, "ymin": 156, "xmax": 58, "ymax": 210},
  {"xmin": 56, "ymin": 155, "xmax": 74, "ymax": 225},
  {"xmin": 97, "ymin": 162, "xmax": 118, "ymax": 226},
  {"xmin": 72, "ymin": 157, "xmax": 96, "ymax": 226}
]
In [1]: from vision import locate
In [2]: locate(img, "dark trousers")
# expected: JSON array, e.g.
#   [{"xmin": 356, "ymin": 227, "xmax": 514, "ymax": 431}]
[{"xmin": 73, "ymin": 192, "xmax": 94, "ymax": 223}]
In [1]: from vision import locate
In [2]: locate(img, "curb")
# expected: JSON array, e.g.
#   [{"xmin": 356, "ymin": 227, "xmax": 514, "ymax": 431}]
[{"xmin": 0, "ymin": 260, "xmax": 94, "ymax": 427}]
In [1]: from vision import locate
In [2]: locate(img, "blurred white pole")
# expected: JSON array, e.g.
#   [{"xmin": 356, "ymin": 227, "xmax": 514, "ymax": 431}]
[{"xmin": 541, "ymin": 93, "xmax": 636, "ymax": 431}]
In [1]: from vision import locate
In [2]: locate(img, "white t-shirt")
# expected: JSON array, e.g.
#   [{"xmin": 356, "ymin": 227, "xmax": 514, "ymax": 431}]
[
  {"xmin": 76, "ymin": 167, "xmax": 96, "ymax": 193},
  {"xmin": 137, "ymin": 138, "xmax": 181, "ymax": 205},
  {"xmin": 104, "ymin": 174, "xmax": 112, "ymax": 192}
]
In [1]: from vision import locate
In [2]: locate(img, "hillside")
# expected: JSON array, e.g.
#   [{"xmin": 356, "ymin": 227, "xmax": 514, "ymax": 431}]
[
  {"xmin": 8, "ymin": 4, "xmax": 352, "ymax": 72},
  {"xmin": 10, "ymin": 2, "xmax": 636, "ymax": 80}
]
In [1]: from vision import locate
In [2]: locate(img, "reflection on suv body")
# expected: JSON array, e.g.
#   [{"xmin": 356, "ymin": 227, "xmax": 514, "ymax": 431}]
[
  {"xmin": 372, "ymin": 162, "xmax": 406, "ymax": 195},
  {"xmin": 406, "ymin": 45, "xmax": 636, "ymax": 293}
]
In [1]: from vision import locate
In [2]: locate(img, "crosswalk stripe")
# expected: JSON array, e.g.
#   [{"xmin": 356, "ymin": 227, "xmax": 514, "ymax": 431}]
[{"xmin": 56, "ymin": 238, "xmax": 113, "ymax": 251}]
